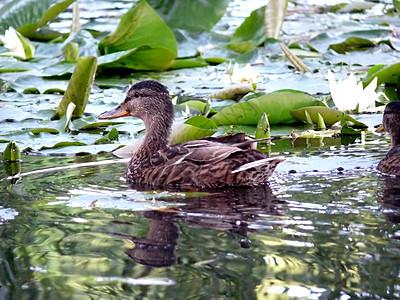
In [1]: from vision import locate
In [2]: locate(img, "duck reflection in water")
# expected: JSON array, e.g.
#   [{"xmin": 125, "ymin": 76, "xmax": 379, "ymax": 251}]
[
  {"xmin": 379, "ymin": 176, "xmax": 400, "ymax": 224},
  {"xmin": 110, "ymin": 185, "xmax": 284, "ymax": 267}
]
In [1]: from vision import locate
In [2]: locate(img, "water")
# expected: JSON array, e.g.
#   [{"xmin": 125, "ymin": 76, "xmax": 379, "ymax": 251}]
[
  {"xmin": 1, "ymin": 0, "xmax": 400, "ymax": 298},
  {"xmin": 1, "ymin": 123, "xmax": 400, "ymax": 299}
]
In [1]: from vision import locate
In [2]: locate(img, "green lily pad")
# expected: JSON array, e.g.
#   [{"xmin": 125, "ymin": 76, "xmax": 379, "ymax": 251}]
[
  {"xmin": 328, "ymin": 37, "xmax": 375, "ymax": 54},
  {"xmin": 170, "ymin": 116, "xmax": 217, "ymax": 144},
  {"xmin": 39, "ymin": 141, "xmax": 87, "ymax": 150},
  {"xmin": 362, "ymin": 62, "xmax": 400, "ymax": 87},
  {"xmin": 0, "ymin": 0, "xmax": 76, "ymax": 37},
  {"xmin": 30, "ymin": 128, "xmax": 60, "ymax": 135},
  {"xmin": 210, "ymin": 91, "xmax": 325, "ymax": 126},
  {"xmin": 148, "ymin": 0, "xmax": 230, "ymax": 32},
  {"xmin": 94, "ymin": 127, "xmax": 119, "ymax": 145},
  {"xmin": 98, "ymin": 1, "xmax": 177, "ymax": 71}
]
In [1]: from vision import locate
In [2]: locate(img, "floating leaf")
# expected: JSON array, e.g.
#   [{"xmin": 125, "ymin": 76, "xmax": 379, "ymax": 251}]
[
  {"xmin": 98, "ymin": 1, "xmax": 177, "ymax": 71},
  {"xmin": 94, "ymin": 127, "xmax": 119, "ymax": 145},
  {"xmin": 148, "ymin": 0, "xmax": 230, "ymax": 32},
  {"xmin": 171, "ymin": 58, "xmax": 208, "ymax": 69},
  {"xmin": 290, "ymin": 106, "xmax": 367, "ymax": 128},
  {"xmin": 79, "ymin": 121, "xmax": 126, "ymax": 130},
  {"xmin": 53, "ymin": 56, "xmax": 97, "ymax": 119},
  {"xmin": 170, "ymin": 116, "xmax": 217, "ymax": 144},
  {"xmin": 209, "ymin": 83, "xmax": 255, "ymax": 100},
  {"xmin": 30, "ymin": 128, "xmax": 60, "ymax": 135},
  {"xmin": 211, "ymin": 91, "xmax": 325, "ymax": 126},
  {"xmin": 39, "ymin": 141, "xmax": 87, "ymax": 150},
  {"xmin": 328, "ymin": 37, "xmax": 375, "ymax": 54},
  {"xmin": 362, "ymin": 62, "xmax": 400, "ymax": 88},
  {"xmin": 395, "ymin": 0, "xmax": 400, "ymax": 12},
  {"xmin": 230, "ymin": 5, "xmax": 266, "ymax": 50},
  {"xmin": 0, "ymin": 0, "xmax": 76, "ymax": 37}
]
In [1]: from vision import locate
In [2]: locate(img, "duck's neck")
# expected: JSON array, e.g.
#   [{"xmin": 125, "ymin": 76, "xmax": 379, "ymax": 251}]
[
  {"xmin": 135, "ymin": 117, "xmax": 172, "ymax": 158},
  {"xmin": 391, "ymin": 132, "xmax": 400, "ymax": 147}
]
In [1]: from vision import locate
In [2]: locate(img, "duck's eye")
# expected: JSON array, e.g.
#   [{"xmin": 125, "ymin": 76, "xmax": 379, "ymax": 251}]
[{"xmin": 133, "ymin": 92, "xmax": 142, "ymax": 98}]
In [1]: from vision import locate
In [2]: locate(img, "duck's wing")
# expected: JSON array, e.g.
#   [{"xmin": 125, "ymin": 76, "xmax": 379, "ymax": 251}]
[{"xmin": 166, "ymin": 139, "xmax": 242, "ymax": 165}]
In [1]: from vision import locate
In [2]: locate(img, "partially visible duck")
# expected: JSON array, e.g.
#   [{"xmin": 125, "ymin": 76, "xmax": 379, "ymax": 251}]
[
  {"xmin": 99, "ymin": 80, "xmax": 284, "ymax": 189},
  {"xmin": 376, "ymin": 101, "xmax": 400, "ymax": 175}
]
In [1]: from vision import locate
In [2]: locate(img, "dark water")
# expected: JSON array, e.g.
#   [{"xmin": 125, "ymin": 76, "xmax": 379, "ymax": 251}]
[{"xmin": 1, "ymin": 121, "xmax": 400, "ymax": 299}]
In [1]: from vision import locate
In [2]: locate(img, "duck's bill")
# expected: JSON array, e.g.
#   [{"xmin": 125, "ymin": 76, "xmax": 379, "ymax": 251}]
[
  {"xmin": 98, "ymin": 104, "xmax": 129, "ymax": 119},
  {"xmin": 375, "ymin": 124, "xmax": 385, "ymax": 133}
]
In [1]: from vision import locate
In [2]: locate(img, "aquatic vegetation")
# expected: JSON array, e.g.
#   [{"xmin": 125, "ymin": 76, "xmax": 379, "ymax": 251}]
[
  {"xmin": 328, "ymin": 70, "xmax": 380, "ymax": 112},
  {"xmin": 0, "ymin": 26, "xmax": 34, "ymax": 60}
]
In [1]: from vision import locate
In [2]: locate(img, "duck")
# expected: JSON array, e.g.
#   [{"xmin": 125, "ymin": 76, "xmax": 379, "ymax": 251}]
[
  {"xmin": 99, "ymin": 80, "xmax": 284, "ymax": 189},
  {"xmin": 376, "ymin": 101, "xmax": 400, "ymax": 175}
]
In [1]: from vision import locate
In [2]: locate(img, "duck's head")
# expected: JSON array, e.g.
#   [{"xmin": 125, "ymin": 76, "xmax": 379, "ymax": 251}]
[
  {"xmin": 376, "ymin": 101, "xmax": 400, "ymax": 146},
  {"xmin": 99, "ymin": 80, "xmax": 174, "ymax": 129}
]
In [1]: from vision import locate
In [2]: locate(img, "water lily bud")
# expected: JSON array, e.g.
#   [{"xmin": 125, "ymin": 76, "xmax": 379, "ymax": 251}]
[{"xmin": 0, "ymin": 27, "xmax": 35, "ymax": 60}]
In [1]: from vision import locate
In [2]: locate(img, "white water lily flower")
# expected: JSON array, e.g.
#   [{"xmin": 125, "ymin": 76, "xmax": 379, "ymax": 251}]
[
  {"xmin": 0, "ymin": 27, "xmax": 35, "ymax": 60},
  {"xmin": 230, "ymin": 63, "xmax": 259, "ymax": 83},
  {"xmin": 328, "ymin": 70, "xmax": 378, "ymax": 112}
]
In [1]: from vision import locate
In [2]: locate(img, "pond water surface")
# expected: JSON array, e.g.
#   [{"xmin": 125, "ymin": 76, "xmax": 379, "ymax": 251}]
[
  {"xmin": 1, "ymin": 0, "xmax": 400, "ymax": 299},
  {"xmin": 2, "ymin": 115, "xmax": 400, "ymax": 299}
]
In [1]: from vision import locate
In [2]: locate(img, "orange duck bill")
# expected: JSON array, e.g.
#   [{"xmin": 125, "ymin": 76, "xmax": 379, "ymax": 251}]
[{"xmin": 98, "ymin": 103, "xmax": 130, "ymax": 120}]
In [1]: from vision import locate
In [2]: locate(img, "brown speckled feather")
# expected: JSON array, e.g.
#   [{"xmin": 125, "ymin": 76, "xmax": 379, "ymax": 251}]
[
  {"xmin": 127, "ymin": 142, "xmax": 284, "ymax": 188},
  {"xmin": 99, "ymin": 80, "xmax": 285, "ymax": 189},
  {"xmin": 377, "ymin": 147, "xmax": 400, "ymax": 175}
]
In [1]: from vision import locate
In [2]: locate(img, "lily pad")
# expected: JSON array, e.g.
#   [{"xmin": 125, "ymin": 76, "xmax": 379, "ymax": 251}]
[
  {"xmin": 148, "ymin": 0, "xmax": 230, "ymax": 32},
  {"xmin": 0, "ymin": 0, "xmax": 76, "ymax": 37},
  {"xmin": 170, "ymin": 116, "xmax": 217, "ymax": 144},
  {"xmin": 328, "ymin": 37, "xmax": 375, "ymax": 54},
  {"xmin": 362, "ymin": 62, "xmax": 400, "ymax": 88},
  {"xmin": 98, "ymin": 1, "xmax": 177, "ymax": 71},
  {"xmin": 210, "ymin": 91, "xmax": 325, "ymax": 126}
]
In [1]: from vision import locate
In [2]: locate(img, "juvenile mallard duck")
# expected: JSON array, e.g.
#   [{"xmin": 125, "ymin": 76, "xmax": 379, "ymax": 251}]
[
  {"xmin": 376, "ymin": 101, "xmax": 400, "ymax": 175},
  {"xmin": 99, "ymin": 80, "xmax": 284, "ymax": 188}
]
